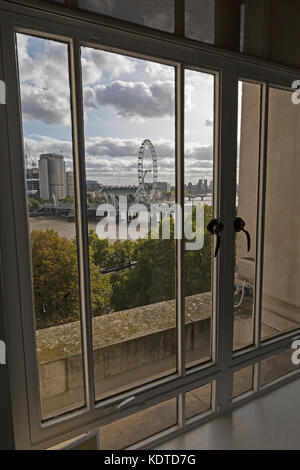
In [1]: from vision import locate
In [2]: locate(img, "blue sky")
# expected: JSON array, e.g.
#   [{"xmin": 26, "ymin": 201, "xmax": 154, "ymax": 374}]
[{"xmin": 17, "ymin": 33, "xmax": 214, "ymax": 186}]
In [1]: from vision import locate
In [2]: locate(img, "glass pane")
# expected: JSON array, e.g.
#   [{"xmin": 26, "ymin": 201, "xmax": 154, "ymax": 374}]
[
  {"xmin": 81, "ymin": 47, "xmax": 176, "ymax": 400},
  {"xmin": 100, "ymin": 398, "xmax": 177, "ymax": 449},
  {"xmin": 185, "ymin": 0, "xmax": 215, "ymax": 44},
  {"xmin": 233, "ymin": 366, "xmax": 253, "ymax": 398},
  {"xmin": 50, "ymin": 433, "xmax": 99, "ymax": 450},
  {"xmin": 184, "ymin": 69, "xmax": 215, "ymax": 367},
  {"xmin": 233, "ymin": 82, "xmax": 261, "ymax": 351},
  {"xmin": 185, "ymin": 383, "xmax": 211, "ymax": 420},
  {"xmin": 261, "ymin": 88, "xmax": 300, "ymax": 340},
  {"xmin": 260, "ymin": 348, "xmax": 300, "ymax": 386},
  {"xmin": 78, "ymin": 0, "xmax": 174, "ymax": 32},
  {"xmin": 68, "ymin": 435, "xmax": 98, "ymax": 451},
  {"xmin": 16, "ymin": 34, "xmax": 85, "ymax": 419}
]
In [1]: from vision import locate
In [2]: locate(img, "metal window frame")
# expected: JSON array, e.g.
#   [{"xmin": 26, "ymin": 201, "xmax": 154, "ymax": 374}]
[{"xmin": 1, "ymin": 0, "xmax": 300, "ymax": 450}]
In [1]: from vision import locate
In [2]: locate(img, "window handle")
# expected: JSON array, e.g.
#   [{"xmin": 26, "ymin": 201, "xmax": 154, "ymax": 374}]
[
  {"xmin": 234, "ymin": 217, "xmax": 251, "ymax": 252},
  {"xmin": 207, "ymin": 219, "xmax": 224, "ymax": 257}
]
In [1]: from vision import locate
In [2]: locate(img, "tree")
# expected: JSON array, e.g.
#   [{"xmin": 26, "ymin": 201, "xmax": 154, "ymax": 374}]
[
  {"xmin": 31, "ymin": 204, "xmax": 213, "ymax": 327},
  {"xmin": 31, "ymin": 229, "xmax": 81, "ymax": 328},
  {"xmin": 109, "ymin": 206, "xmax": 213, "ymax": 312},
  {"xmin": 28, "ymin": 197, "xmax": 40, "ymax": 212},
  {"xmin": 31, "ymin": 229, "xmax": 112, "ymax": 329},
  {"xmin": 110, "ymin": 220, "xmax": 176, "ymax": 311},
  {"xmin": 184, "ymin": 204, "xmax": 213, "ymax": 296},
  {"xmin": 113, "ymin": 239, "xmax": 136, "ymax": 266},
  {"xmin": 88, "ymin": 230, "xmax": 114, "ymax": 269},
  {"xmin": 88, "ymin": 244, "xmax": 112, "ymax": 317},
  {"xmin": 63, "ymin": 194, "xmax": 74, "ymax": 203}
]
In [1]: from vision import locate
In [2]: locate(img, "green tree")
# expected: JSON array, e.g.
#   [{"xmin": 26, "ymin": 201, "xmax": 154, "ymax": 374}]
[
  {"xmin": 113, "ymin": 239, "xmax": 136, "ymax": 266},
  {"xmin": 109, "ymin": 206, "xmax": 213, "ymax": 312},
  {"xmin": 110, "ymin": 220, "xmax": 176, "ymax": 311},
  {"xmin": 31, "ymin": 229, "xmax": 81, "ymax": 328},
  {"xmin": 31, "ymin": 229, "xmax": 112, "ymax": 329},
  {"xmin": 184, "ymin": 204, "xmax": 213, "ymax": 296},
  {"xmin": 28, "ymin": 197, "xmax": 40, "ymax": 212},
  {"xmin": 63, "ymin": 194, "xmax": 74, "ymax": 203},
  {"xmin": 88, "ymin": 230, "xmax": 114, "ymax": 269}
]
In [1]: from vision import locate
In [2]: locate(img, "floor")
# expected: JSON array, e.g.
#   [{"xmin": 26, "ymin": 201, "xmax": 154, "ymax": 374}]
[{"xmin": 155, "ymin": 378, "xmax": 300, "ymax": 450}]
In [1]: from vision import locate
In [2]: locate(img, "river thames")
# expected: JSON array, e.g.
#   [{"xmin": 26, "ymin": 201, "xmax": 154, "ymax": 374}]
[{"xmin": 29, "ymin": 216, "xmax": 98, "ymax": 240}]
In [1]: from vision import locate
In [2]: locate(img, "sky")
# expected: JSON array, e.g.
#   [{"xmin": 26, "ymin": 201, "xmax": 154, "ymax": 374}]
[{"xmin": 17, "ymin": 33, "xmax": 215, "ymax": 187}]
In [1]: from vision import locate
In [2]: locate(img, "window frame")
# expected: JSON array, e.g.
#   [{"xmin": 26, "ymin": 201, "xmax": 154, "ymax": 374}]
[{"xmin": 1, "ymin": 0, "xmax": 300, "ymax": 450}]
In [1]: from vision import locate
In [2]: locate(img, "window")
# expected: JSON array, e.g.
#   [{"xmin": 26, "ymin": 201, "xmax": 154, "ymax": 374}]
[
  {"xmin": 16, "ymin": 33, "xmax": 85, "ymax": 420},
  {"xmin": 233, "ymin": 81, "xmax": 261, "ymax": 351},
  {"xmin": 260, "ymin": 348, "xmax": 300, "ymax": 386},
  {"xmin": 233, "ymin": 366, "xmax": 253, "ymax": 398},
  {"xmin": 185, "ymin": 383, "xmax": 212, "ymax": 420},
  {"xmin": 185, "ymin": 0, "xmax": 215, "ymax": 44},
  {"xmin": 184, "ymin": 69, "xmax": 216, "ymax": 367},
  {"xmin": 261, "ymin": 87, "xmax": 300, "ymax": 341},
  {"xmin": 80, "ymin": 46, "xmax": 177, "ymax": 400},
  {"xmin": 78, "ymin": 0, "xmax": 174, "ymax": 32},
  {"xmin": 99, "ymin": 398, "xmax": 177, "ymax": 449},
  {"xmin": 2, "ymin": 0, "xmax": 300, "ymax": 450}
]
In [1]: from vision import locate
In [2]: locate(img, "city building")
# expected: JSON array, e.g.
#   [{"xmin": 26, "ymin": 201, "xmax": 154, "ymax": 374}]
[
  {"xmin": 197, "ymin": 179, "xmax": 203, "ymax": 193},
  {"xmin": 26, "ymin": 168, "xmax": 39, "ymax": 196},
  {"xmin": 156, "ymin": 182, "xmax": 171, "ymax": 193},
  {"xmin": 66, "ymin": 171, "xmax": 75, "ymax": 198},
  {"xmin": 39, "ymin": 154, "xmax": 67, "ymax": 201},
  {"xmin": 86, "ymin": 180, "xmax": 102, "ymax": 192}
]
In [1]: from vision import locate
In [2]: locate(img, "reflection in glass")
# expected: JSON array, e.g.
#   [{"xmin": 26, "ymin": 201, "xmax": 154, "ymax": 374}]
[
  {"xmin": 184, "ymin": 69, "xmax": 215, "ymax": 367},
  {"xmin": 261, "ymin": 88, "xmax": 300, "ymax": 340},
  {"xmin": 185, "ymin": 383, "xmax": 211, "ymax": 420},
  {"xmin": 16, "ymin": 33, "xmax": 85, "ymax": 419},
  {"xmin": 81, "ymin": 47, "xmax": 176, "ymax": 400},
  {"xmin": 233, "ymin": 366, "xmax": 253, "ymax": 398},
  {"xmin": 185, "ymin": 0, "xmax": 215, "ymax": 44},
  {"xmin": 233, "ymin": 82, "xmax": 261, "ymax": 351},
  {"xmin": 260, "ymin": 348, "xmax": 300, "ymax": 386},
  {"xmin": 100, "ymin": 398, "xmax": 177, "ymax": 449},
  {"xmin": 78, "ymin": 0, "xmax": 174, "ymax": 32}
]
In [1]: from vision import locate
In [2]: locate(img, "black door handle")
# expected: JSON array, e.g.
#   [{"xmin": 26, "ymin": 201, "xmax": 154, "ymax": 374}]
[
  {"xmin": 207, "ymin": 219, "xmax": 224, "ymax": 257},
  {"xmin": 234, "ymin": 217, "xmax": 251, "ymax": 252}
]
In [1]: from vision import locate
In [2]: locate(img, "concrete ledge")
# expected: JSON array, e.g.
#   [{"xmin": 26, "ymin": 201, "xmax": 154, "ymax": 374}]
[{"xmin": 36, "ymin": 292, "xmax": 212, "ymax": 418}]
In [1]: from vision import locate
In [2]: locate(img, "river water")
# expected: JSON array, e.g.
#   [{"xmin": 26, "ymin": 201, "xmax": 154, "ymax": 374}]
[
  {"xmin": 29, "ymin": 198, "xmax": 214, "ymax": 241},
  {"xmin": 29, "ymin": 217, "xmax": 98, "ymax": 240}
]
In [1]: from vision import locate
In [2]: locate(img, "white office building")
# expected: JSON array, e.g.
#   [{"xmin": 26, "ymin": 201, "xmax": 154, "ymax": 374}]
[
  {"xmin": 66, "ymin": 171, "xmax": 75, "ymax": 198},
  {"xmin": 39, "ymin": 154, "xmax": 67, "ymax": 201}
]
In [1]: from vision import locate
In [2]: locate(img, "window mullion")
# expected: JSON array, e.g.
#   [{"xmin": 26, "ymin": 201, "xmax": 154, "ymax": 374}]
[
  {"xmin": 254, "ymin": 83, "xmax": 268, "ymax": 349},
  {"xmin": 69, "ymin": 39, "xmax": 95, "ymax": 410},
  {"xmin": 176, "ymin": 64, "xmax": 185, "ymax": 378},
  {"xmin": 215, "ymin": 66, "xmax": 239, "ymax": 413}
]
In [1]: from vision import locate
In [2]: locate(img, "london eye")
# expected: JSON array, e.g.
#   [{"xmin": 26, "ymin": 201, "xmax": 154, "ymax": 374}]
[{"xmin": 136, "ymin": 139, "xmax": 158, "ymax": 203}]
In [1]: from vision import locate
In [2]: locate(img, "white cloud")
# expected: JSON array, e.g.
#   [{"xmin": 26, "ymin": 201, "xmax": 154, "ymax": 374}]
[
  {"xmin": 17, "ymin": 34, "xmax": 71, "ymax": 125},
  {"xmin": 17, "ymin": 35, "xmax": 137, "ymax": 125},
  {"xmin": 25, "ymin": 135, "xmax": 213, "ymax": 184},
  {"xmin": 85, "ymin": 80, "xmax": 175, "ymax": 119},
  {"xmin": 81, "ymin": 47, "xmax": 136, "ymax": 85},
  {"xmin": 145, "ymin": 61, "xmax": 174, "ymax": 80}
]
